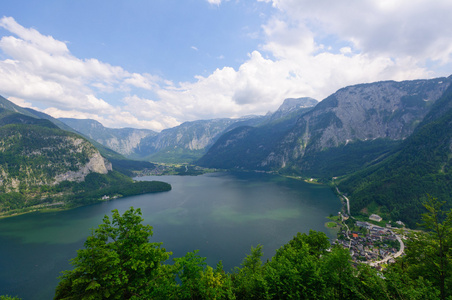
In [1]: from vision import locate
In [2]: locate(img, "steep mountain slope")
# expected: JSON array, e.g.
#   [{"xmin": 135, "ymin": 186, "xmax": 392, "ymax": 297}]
[
  {"xmin": 138, "ymin": 99, "xmax": 318, "ymax": 164},
  {"xmin": 59, "ymin": 118, "xmax": 156, "ymax": 156},
  {"xmin": 197, "ymin": 98, "xmax": 317, "ymax": 169},
  {"xmin": 337, "ymin": 83, "xmax": 452, "ymax": 227},
  {"xmin": 0, "ymin": 108, "xmax": 58, "ymax": 128},
  {"xmin": 0, "ymin": 123, "xmax": 112, "ymax": 190},
  {"xmin": 199, "ymin": 77, "xmax": 452, "ymax": 177},
  {"xmin": 0, "ymin": 112, "xmax": 111, "ymax": 211},
  {"xmin": 56, "ymin": 97, "xmax": 316, "ymax": 164},
  {"xmin": 0, "ymin": 95, "xmax": 38, "ymax": 118},
  {"xmin": 129, "ymin": 115, "xmax": 266, "ymax": 163},
  {"xmin": 0, "ymin": 103, "xmax": 170, "ymax": 215},
  {"xmin": 0, "ymin": 96, "xmax": 126, "ymax": 161}
]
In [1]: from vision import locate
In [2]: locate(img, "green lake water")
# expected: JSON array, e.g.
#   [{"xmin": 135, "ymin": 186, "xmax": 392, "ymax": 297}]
[{"xmin": 0, "ymin": 172, "xmax": 340, "ymax": 299}]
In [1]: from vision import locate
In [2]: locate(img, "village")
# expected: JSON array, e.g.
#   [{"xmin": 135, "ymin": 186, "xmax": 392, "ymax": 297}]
[{"xmin": 332, "ymin": 213, "xmax": 406, "ymax": 269}]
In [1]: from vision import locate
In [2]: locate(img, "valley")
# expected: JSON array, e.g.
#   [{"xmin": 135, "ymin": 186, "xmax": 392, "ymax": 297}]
[
  {"xmin": 1, "ymin": 76, "xmax": 451, "ymax": 226},
  {"xmin": 0, "ymin": 75, "xmax": 451, "ymax": 299}
]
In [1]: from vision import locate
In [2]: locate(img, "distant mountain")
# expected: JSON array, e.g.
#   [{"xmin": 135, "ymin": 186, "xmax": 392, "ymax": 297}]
[
  {"xmin": 59, "ymin": 118, "xmax": 157, "ymax": 156},
  {"xmin": 337, "ymin": 83, "xmax": 452, "ymax": 227},
  {"xmin": 268, "ymin": 97, "xmax": 318, "ymax": 121},
  {"xmin": 136, "ymin": 98, "xmax": 320, "ymax": 163},
  {"xmin": 199, "ymin": 77, "xmax": 452, "ymax": 177},
  {"xmin": 133, "ymin": 116, "xmax": 265, "ymax": 163},
  {"xmin": 56, "ymin": 98, "xmax": 318, "ymax": 164}
]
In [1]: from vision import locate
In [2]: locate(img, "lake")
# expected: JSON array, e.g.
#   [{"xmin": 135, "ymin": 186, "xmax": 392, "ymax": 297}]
[{"xmin": 0, "ymin": 172, "xmax": 340, "ymax": 299}]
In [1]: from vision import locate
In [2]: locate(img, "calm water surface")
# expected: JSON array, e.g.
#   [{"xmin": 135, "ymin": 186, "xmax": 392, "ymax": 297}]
[{"xmin": 0, "ymin": 172, "xmax": 340, "ymax": 299}]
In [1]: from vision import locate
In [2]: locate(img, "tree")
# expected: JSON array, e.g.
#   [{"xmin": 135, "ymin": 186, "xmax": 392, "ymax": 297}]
[
  {"xmin": 54, "ymin": 207, "xmax": 173, "ymax": 300},
  {"xmin": 174, "ymin": 251, "xmax": 234, "ymax": 299},
  {"xmin": 232, "ymin": 245, "xmax": 267, "ymax": 299},
  {"xmin": 403, "ymin": 196, "xmax": 452, "ymax": 300},
  {"xmin": 264, "ymin": 231, "xmax": 328, "ymax": 299}
]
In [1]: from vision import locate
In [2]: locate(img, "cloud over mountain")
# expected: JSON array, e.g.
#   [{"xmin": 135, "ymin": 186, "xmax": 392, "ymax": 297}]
[{"xmin": 0, "ymin": 0, "xmax": 451, "ymax": 131}]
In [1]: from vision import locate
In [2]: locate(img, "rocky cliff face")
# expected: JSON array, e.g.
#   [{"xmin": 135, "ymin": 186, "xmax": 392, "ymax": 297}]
[
  {"xmin": 138, "ymin": 119, "xmax": 238, "ymax": 153},
  {"xmin": 53, "ymin": 140, "xmax": 112, "ymax": 183},
  {"xmin": 337, "ymin": 84, "xmax": 452, "ymax": 226},
  {"xmin": 199, "ymin": 76, "xmax": 452, "ymax": 175},
  {"xmin": 59, "ymin": 118, "xmax": 156, "ymax": 156},
  {"xmin": 272, "ymin": 97, "xmax": 318, "ymax": 115},
  {"xmin": 0, "ymin": 124, "xmax": 112, "ymax": 192},
  {"xmin": 132, "ymin": 116, "xmax": 265, "ymax": 162},
  {"xmin": 196, "ymin": 99, "xmax": 318, "ymax": 169},
  {"xmin": 263, "ymin": 77, "xmax": 452, "ymax": 168},
  {"xmin": 58, "ymin": 98, "xmax": 317, "ymax": 163}
]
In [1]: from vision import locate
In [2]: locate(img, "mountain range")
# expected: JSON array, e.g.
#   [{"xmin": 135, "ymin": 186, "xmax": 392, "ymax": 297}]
[
  {"xmin": 58, "ymin": 97, "xmax": 318, "ymax": 163},
  {"xmin": 0, "ymin": 76, "xmax": 451, "ymax": 226},
  {"xmin": 199, "ymin": 77, "xmax": 450, "ymax": 175}
]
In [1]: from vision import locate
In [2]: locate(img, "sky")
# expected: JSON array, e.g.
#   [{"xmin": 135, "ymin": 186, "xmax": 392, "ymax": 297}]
[{"xmin": 0, "ymin": 0, "xmax": 451, "ymax": 131}]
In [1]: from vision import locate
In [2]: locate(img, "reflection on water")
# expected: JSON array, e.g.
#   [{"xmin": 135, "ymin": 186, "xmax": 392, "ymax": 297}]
[{"xmin": 0, "ymin": 172, "xmax": 340, "ymax": 300}]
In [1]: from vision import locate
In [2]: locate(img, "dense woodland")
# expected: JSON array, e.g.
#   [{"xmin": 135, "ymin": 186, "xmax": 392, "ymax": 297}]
[{"xmin": 0, "ymin": 169, "xmax": 171, "ymax": 214}]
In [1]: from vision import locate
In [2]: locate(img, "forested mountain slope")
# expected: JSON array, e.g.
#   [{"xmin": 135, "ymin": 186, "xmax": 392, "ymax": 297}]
[
  {"xmin": 0, "ymin": 102, "xmax": 170, "ymax": 215},
  {"xmin": 337, "ymin": 83, "xmax": 452, "ymax": 227}
]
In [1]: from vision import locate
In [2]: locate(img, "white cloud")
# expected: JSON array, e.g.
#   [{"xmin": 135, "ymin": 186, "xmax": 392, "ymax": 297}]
[
  {"xmin": 7, "ymin": 96, "xmax": 37, "ymax": 109},
  {"xmin": 0, "ymin": 17, "xmax": 170, "ymax": 130},
  {"xmin": 240, "ymin": 0, "xmax": 449, "ymax": 99},
  {"xmin": 264, "ymin": 0, "xmax": 452, "ymax": 63},
  {"xmin": 0, "ymin": 16, "xmax": 68, "ymax": 55},
  {"xmin": 1, "ymin": 0, "xmax": 452, "ymax": 133},
  {"xmin": 139, "ymin": 0, "xmax": 446, "ymax": 126},
  {"xmin": 0, "ymin": 17, "xmax": 160, "ymax": 111},
  {"xmin": 123, "ymin": 73, "xmax": 160, "ymax": 90},
  {"xmin": 207, "ymin": 0, "xmax": 223, "ymax": 5}
]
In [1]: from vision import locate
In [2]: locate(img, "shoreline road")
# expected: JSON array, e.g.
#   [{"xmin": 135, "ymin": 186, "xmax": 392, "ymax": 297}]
[{"xmin": 335, "ymin": 186, "xmax": 350, "ymax": 215}]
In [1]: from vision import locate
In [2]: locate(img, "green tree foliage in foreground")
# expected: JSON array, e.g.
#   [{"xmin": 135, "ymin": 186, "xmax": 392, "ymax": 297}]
[
  {"xmin": 54, "ymin": 198, "xmax": 452, "ymax": 300},
  {"xmin": 401, "ymin": 196, "xmax": 452, "ymax": 300}
]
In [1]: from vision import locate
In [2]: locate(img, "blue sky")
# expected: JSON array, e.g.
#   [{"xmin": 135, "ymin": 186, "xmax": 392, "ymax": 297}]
[{"xmin": 1, "ymin": 0, "xmax": 452, "ymax": 131}]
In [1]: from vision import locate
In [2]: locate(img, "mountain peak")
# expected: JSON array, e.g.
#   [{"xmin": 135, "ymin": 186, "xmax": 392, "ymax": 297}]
[{"xmin": 276, "ymin": 97, "xmax": 318, "ymax": 113}]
